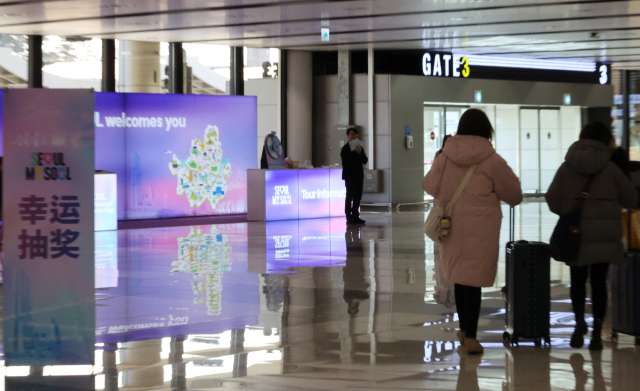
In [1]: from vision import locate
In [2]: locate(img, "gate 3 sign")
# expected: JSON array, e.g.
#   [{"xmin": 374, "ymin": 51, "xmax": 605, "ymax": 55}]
[{"xmin": 422, "ymin": 52, "xmax": 470, "ymax": 78}]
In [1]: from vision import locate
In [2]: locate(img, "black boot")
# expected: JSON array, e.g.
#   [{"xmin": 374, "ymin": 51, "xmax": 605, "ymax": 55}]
[
  {"xmin": 589, "ymin": 318, "xmax": 603, "ymax": 351},
  {"xmin": 570, "ymin": 312, "xmax": 588, "ymax": 348}
]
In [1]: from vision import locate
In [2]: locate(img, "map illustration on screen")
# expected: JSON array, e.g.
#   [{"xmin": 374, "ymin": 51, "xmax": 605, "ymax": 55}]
[{"xmin": 169, "ymin": 125, "xmax": 231, "ymax": 209}]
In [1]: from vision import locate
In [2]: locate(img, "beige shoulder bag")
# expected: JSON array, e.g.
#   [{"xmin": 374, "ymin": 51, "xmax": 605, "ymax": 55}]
[{"xmin": 424, "ymin": 164, "xmax": 477, "ymax": 243}]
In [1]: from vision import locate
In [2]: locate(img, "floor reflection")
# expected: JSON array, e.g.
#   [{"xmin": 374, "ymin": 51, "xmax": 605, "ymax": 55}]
[{"xmin": 1, "ymin": 200, "xmax": 640, "ymax": 390}]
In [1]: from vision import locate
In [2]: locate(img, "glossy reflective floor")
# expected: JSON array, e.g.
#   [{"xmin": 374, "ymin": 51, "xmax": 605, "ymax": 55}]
[{"xmin": 2, "ymin": 200, "xmax": 640, "ymax": 390}]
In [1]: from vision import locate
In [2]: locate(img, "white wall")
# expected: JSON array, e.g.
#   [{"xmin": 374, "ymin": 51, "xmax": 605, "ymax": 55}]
[
  {"xmin": 495, "ymin": 105, "xmax": 519, "ymax": 174},
  {"xmin": 561, "ymin": 106, "xmax": 582, "ymax": 158}
]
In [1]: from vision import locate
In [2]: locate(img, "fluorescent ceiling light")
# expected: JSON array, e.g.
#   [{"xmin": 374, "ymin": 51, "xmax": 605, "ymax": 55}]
[
  {"xmin": 463, "ymin": 55, "xmax": 596, "ymax": 72},
  {"xmin": 5, "ymin": 366, "xmax": 30, "ymax": 377}
]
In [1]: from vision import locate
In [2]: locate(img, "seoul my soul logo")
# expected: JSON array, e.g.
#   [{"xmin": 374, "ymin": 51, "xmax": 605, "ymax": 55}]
[
  {"xmin": 272, "ymin": 186, "xmax": 292, "ymax": 205},
  {"xmin": 26, "ymin": 153, "xmax": 72, "ymax": 181}
]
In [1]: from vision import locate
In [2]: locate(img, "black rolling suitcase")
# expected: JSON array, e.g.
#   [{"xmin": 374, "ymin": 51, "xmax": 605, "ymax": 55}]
[
  {"xmin": 610, "ymin": 211, "xmax": 640, "ymax": 345},
  {"xmin": 502, "ymin": 207, "xmax": 551, "ymax": 346}
]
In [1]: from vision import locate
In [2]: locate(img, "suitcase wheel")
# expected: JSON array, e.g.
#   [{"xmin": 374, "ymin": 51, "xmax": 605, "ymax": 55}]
[
  {"xmin": 502, "ymin": 332, "xmax": 511, "ymax": 341},
  {"xmin": 512, "ymin": 337, "xmax": 519, "ymax": 346},
  {"xmin": 534, "ymin": 338, "xmax": 542, "ymax": 347}
]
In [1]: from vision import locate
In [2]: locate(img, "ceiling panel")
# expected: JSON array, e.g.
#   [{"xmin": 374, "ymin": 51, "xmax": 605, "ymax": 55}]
[
  {"xmin": 133, "ymin": 14, "xmax": 640, "ymax": 47},
  {"xmin": 1, "ymin": 0, "xmax": 640, "ymax": 68}
]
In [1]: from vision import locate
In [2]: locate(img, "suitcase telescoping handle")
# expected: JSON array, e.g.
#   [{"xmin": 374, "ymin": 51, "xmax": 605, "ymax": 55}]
[{"xmin": 509, "ymin": 206, "xmax": 515, "ymax": 243}]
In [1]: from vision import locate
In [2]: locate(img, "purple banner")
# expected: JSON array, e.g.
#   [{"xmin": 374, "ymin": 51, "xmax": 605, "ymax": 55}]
[{"xmin": 3, "ymin": 89, "xmax": 95, "ymax": 365}]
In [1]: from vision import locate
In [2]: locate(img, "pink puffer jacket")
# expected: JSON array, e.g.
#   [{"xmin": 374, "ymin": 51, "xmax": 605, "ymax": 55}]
[{"xmin": 422, "ymin": 136, "xmax": 523, "ymax": 287}]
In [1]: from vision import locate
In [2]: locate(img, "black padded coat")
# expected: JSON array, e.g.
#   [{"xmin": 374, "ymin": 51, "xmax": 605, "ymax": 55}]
[{"xmin": 546, "ymin": 139, "xmax": 637, "ymax": 266}]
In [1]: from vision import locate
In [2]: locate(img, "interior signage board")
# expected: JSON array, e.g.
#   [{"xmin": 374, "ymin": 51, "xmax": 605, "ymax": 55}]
[
  {"xmin": 94, "ymin": 93, "xmax": 258, "ymax": 221},
  {"xmin": 373, "ymin": 50, "xmax": 610, "ymax": 85},
  {"xmin": 422, "ymin": 52, "xmax": 470, "ymax": 78},
  {"xmin": 0, "ymin": 92, "xmax": 258, "ymax": 222},
  {"xmin": 3, "ymin": 89, "xmax": 95, "ymax": 366},
  {"xmin": 264, "ymin": 170, "xmax": 346, "ymax": 221}
]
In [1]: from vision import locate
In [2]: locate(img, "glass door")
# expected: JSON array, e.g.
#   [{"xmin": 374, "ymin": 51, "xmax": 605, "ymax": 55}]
[
  {"xmin": 424, "ymin": 106, "xmax": 445, "ymax": 177},
  {"xmin": 445, "ymin": 107, "xmax": 467, "ymax": 137},
  {"xmin": 424, "ymin": 105, "xmax": 469, "ymax": 200}
]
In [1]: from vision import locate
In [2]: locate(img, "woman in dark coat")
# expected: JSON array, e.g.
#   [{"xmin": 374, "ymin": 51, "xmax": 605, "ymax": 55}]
[{"xmin": 545, "ymin": 122, "xmax": 637, "ymax": 350}]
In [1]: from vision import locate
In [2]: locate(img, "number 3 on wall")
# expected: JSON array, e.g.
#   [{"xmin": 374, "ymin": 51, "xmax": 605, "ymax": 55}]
[
  {"xmin": 461, "ymin": 57, "xmax": 470, "ymax": 78},
  {"xmin": 599, "ymin": 65, "xmax": 608, "ymax": 85}
]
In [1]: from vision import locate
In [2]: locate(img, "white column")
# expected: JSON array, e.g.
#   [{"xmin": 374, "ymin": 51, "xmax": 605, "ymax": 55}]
[
  {"xmin": 118, "ymin": 41, "xmax": 162, "ymax": 93},
  {"xmin": 367, "ymin": 47, "xmax": 375, "ymax": 170},
  {"xmin": 120, "ymin": 339, "xmax": 164, "ymax": 387},
  {"xmin": 286, "ymin": 51, "xmax": 313, "ymax": 164}
]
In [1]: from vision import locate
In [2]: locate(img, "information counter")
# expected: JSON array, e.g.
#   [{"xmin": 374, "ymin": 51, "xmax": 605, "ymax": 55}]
[{"xmin": 247, "ymin": 169, "xmax": 346, "ymax": 221}]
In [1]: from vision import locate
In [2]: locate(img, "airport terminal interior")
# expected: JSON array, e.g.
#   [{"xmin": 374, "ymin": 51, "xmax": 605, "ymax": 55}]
[{"xmin": 2, "ymin": 0, "xmax": 640, "ymax": 390}]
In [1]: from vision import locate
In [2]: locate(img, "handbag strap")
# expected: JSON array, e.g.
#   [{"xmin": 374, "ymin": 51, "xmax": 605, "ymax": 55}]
[
  {"xmin": 577, "ymin": 174, "xmax": 596, "ymax": 210},
  {"xmin": 446, "ymin": 165, "xmax": 477, "ymax": 210}
]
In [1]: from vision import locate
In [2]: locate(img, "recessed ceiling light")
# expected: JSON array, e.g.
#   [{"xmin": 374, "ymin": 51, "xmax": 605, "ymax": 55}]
[
  {"xmin": 0, "ymin": 13, "xmax": 26, "ymax": 17},
  {"xmin": 450, "ymin": 17, "xmax": 471, "ymax": 21}
]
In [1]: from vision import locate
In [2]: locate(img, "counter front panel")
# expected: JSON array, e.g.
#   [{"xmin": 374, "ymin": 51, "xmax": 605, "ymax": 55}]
[{"xmin": 249, "ymin": 169, "xmax": 346, "ymax": 221}]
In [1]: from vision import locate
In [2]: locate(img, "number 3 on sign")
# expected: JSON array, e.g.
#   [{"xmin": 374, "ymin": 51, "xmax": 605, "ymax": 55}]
[
  {"xmin": 599, "ymin": 65, "xmax": 608, "ymax": 85},
  {"xmin": 461, "ymin": 57, "xmax": 470, "ymax": 78}
]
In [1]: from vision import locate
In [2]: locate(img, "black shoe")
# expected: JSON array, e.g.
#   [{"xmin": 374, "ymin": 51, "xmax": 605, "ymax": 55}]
[
  {"xmin": 571, "ymin": 319, "xmax": 588, "ymax": 348},
  {"xmin": 589, "ymin": 318, "xmax": 603, "ymax": 351},
  {"xmin": 354, "ymin": 218, "xmax": 366, "ymax": 224}
]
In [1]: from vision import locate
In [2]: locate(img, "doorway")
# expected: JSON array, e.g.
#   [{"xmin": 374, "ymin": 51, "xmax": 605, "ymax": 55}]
[
  {"xmin": 519, "ymin": 108, "xmax": 560, "ymax": 194},
  {"xmin": 423, "ymin": 105, "xmax": 469, "ymax": 177}
]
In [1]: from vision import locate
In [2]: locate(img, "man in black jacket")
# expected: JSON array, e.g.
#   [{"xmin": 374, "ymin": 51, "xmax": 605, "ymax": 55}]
[{"xmin": 341, "ymin": 127, "xmax": 368, "ymax": 224}]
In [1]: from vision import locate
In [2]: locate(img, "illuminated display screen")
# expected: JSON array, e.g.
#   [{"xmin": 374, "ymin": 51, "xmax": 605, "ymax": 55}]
[
  {"xmin": 94, "ymin": 93, "xmax": 257, "ymax": 220},
  {"xmin": 264, "ymin": 169, "xmax": 346, "ymax": 222}
]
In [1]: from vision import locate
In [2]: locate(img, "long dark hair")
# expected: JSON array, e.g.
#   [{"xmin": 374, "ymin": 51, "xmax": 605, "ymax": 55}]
[
  {"xmin": 456, "ymin": 109, "xmax": 494, "ymax": 141},
  {"xmin": 579, "ymin": 121, "xmax": 612, "ymax": 146}
]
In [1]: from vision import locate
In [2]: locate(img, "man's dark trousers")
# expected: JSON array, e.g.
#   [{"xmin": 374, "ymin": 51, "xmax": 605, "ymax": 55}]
[{"xmin": 345, "ymin": 179, "xmax": 363, "ymax": 221}]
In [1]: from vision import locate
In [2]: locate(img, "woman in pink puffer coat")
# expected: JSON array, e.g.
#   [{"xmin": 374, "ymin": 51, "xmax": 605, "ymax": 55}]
[{"xmin": 422, "ymin": 109, "xmax": 523, "ymax": 354}]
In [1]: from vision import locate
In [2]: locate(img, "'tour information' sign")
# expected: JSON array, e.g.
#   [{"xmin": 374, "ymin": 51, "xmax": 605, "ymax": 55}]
[{"xmin": 3, "ymin": 89, "xmax": 95, "ymax": 366}]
